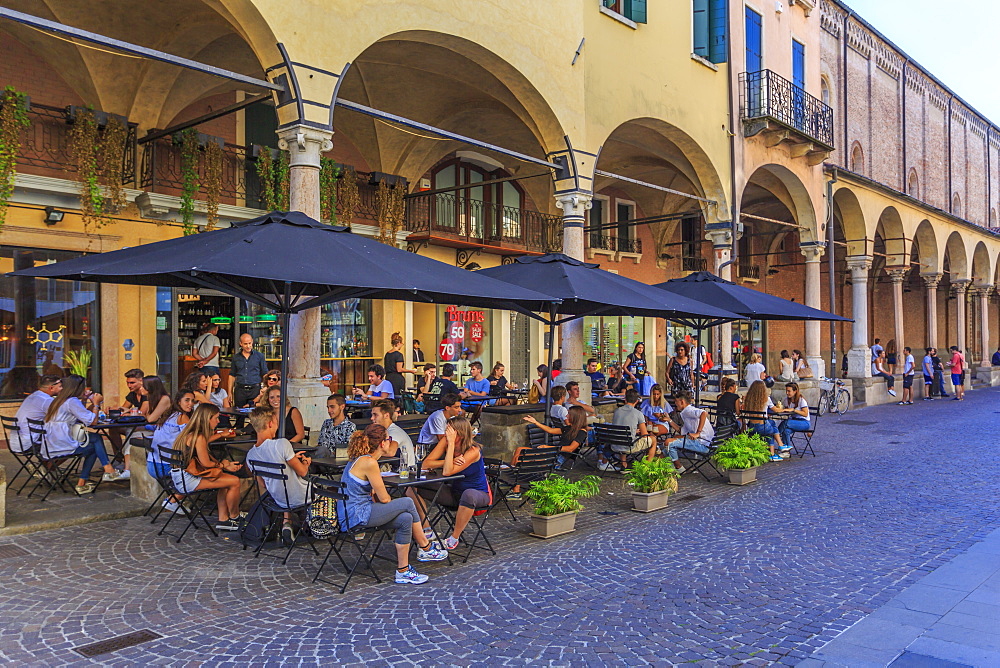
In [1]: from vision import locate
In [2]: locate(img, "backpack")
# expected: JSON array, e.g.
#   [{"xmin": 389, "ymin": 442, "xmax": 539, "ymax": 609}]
[{"xmin": 238, "ymin": 499, "xmax": 272, "ymax": 549}]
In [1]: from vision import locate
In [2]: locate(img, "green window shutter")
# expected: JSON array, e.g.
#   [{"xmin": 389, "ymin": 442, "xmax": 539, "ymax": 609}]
[
  {"xmin": 625, "ymin": 0, "xmax": 647, "ymax": 23},
  {"xmin": 708, "ymin": 0, "xmax": 728, "ymax": 64},
  {"xmin": 693, "ymin": 0, "xmax": 709, "ymax": 58}
]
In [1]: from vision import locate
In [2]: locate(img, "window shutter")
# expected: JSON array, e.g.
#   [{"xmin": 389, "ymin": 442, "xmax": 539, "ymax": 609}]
[
  {"xmin": 693, "ymin": 0, "xmax": 709, "ymax": 58},
  {"xmin": 708, "ymin": 0, "xmax": 728, "ymax": 64},
  {"xmin": 625, "ymin": 0, "xmax": 647, "ymax": 23}
]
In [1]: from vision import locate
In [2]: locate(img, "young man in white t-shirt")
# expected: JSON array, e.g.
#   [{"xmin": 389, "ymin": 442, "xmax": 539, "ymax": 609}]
[
  {"xmin": 13, "ymin": 375, "xmax": 62, "ymax": 453},
  {"xmin": 192, "ymin": 323, "xmax": 222, "ymax": 375},
  {"xmin": 248, "ymin": 406, "xmax": 312, "ymax": 545},
  {"xmin": 661, "ymin": 391, "xmax": 714, "ymax": 474},
  {"xmin": 900, "ymin": 346, "xmax": 916, "ymax": 405}
]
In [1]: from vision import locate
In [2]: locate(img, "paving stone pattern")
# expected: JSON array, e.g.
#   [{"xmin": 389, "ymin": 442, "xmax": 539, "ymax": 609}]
[{"xmin": 2, "ymin": 391, "xmax": 1000, "ymax": 666}]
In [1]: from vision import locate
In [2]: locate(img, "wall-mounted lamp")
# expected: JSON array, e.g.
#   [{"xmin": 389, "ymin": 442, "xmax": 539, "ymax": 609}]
[{"xmin": 43, "ymin": 206, "xmax": 65, "ymax": 225}]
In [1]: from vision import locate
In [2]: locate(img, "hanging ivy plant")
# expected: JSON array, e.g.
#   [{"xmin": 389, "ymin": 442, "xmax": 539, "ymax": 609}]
[
  {"xmin": 375, "ymin": 180, "xmax": 405, "ymax": 245},
  {"xmin": 256, "ymin": 146, "xmax": 275, "ymax": 210},
  {"xmin": 203, "ymin": 139, "xmax": 223, "ymax": 230},
  {"xmin": 69, "ymin": 108, "xmax": 104, "ymax": 233},
  {"xmin": 337, "ymin": 167, "xmax": 360, "ymax": 227},
  {"xmin": 0, "ymin": 86, "xmax": 29, "ymax": 229},
  {"xmin": 177, "ymin": 128, "xmax": 200, "ymax": 235},
  {"xmin": 99, "ymin": 115, "xmax": 129, "ymax": 216},
  {"xmin": 319, "ymin": 157, "xmax": 341, "ymax": 224},
  {"xmin": 275, "ymin": 149, "xmax": 290, "ymax": 211}
]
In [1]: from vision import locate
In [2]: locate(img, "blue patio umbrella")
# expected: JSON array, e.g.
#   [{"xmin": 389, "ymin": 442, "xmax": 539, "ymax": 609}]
[{"xmin": 9, "ymin": 211, "xmax": 559, "ymax": 437}]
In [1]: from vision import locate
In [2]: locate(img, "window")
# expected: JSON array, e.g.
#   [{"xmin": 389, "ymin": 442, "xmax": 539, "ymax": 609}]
[
  {"xmin": 681, "ymin": 215, "xmax": 704, "ymax": 271},
  {"xmin": 693, "ymin": 0, "xmax": 728, "ymax": 64},
  {"xmin": 952, "ymin": 194, "xmax": 962, "ymax": 217},
  {"xmin": 850, "ymin": 142, "xmax": 864, "ymax": 173},
  {"xmin": 821, "ymin": 77, "xmax": 831, "ymax": 106},
  {"xmin": 430, "ymin": 159, "xmax": 525, "ymax": 241},
  {"xmin": 792, "ymin": 40, "xmax": 805, "ymax": 90},
  {"xmin": 0, "ymin": 246, "xmax": 101, "ymax": 399},
  {"xmin": 602, "ymin": 0, "xmax": 647, "ymax": 24},
  {"xmin": 589, "ymin": 196, "xmax": 608, "ymax": 249},
  {"xmin": 908, "ymin": 170, "xmax": 919, "ymax": 199},
  {"xmin": 745, "ymin": 7, "xmax": 763, "ymax": 73},
  {"xmin": 616, "ymin": 201, "xmax": 636, "ymax": 250}
]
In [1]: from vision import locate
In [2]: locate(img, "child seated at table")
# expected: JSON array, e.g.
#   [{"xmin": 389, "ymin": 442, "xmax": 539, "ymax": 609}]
[
  {"xmin": 342, "ymin": 424, "xmax": 447, "ymax": 585},
  {"xmin": 247, "ymin": 406, "xmax": 312, "ymax": 545}
]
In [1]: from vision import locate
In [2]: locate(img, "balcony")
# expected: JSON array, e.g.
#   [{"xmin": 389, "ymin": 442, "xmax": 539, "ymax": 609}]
[
  {"xmin": 740, "ymin": 70, "xmax": 834, "ymax": 163},
  {"xmin": 589, "ymin": 234, "xmax": 643, "ymax": 254},
  {"xmin": 405, "ymin": 191, "xmax": 561, "ymax": 255},
  {"xmin": 682, "ymin": 256, "xmax": 708, "ymax": 273},
  {"xmin": 736, "ymin": 262, "xmax": 761, "ymax": 283}
]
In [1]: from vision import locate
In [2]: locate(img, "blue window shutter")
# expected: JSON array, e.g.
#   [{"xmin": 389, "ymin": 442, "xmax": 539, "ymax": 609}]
[
  {"xmin": 625, "ymin": 0, "xmax": 647, "ymax": 23},
  {"xmin": 745, "ymin": 7, "xmax": 763, "ymax": 72},
  {"xmin": 792, "ymin": 40, "xmax": 806, "ymax": 89},
  {"xmin": 708, "ymin": 0, "xmax": 728, "ymax": 64},
  {"xmin": 693, "ymin": 0, "xmax": 709, "ymax": 58}
]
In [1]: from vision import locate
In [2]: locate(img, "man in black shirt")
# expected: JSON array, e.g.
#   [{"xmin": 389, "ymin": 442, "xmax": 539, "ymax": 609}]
[
  {"xmin": 231, "ymin": 333, "xmax": 270, "ymax": 407},
  {"xmin": 121, "ymin": 368, "xmax": 146, "ymax": 410},
  {"xmin": 429, "ymin": 363, "xmax": 461, "ymax": 398},
  {"xmin": 412, "ymin": 339, "xmax": 425, "ymax": 364}
]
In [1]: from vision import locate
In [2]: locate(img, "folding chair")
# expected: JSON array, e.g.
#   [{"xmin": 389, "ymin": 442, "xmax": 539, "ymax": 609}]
[
  {"xmin": 25, "ymin": 420, "xmax": 85, "ymax": 501},
  {"xmin": 426, "ymin": 486, "xmax": 495, "ymax": 563},
  {"xmin": 308, "ymin": 476, "xmax": 391, "ymax": 594},
  {"xmin": 156, "ymin": 446, "xmax": 220, "ymax": 543},
  {"xmin": 243, "ymin": 458, "xmax": 319, "ymax": 564},
  {"xmin": 489, "ymin": 446, "xmax": 559, "ymax": 521},
  {"xmin": 301, "ymin": 426, "xmax": 311, "ymax": 445},
  {"xmin": 788, "ymin": 407, "xmax": 820, "ymax": 458},
  {"xmin": 594, "ymin": 423, "xmax": 649, "ymax": 473},
  {"xmin": 676, "ymin": 422, "xmax": 737, "ymax": 480},
  {"xmin": 1, "ymin": 416, "xmax": 42, "ymax": 494}
]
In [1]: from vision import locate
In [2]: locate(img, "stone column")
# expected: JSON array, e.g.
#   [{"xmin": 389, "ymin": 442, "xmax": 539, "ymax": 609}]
[
  {"xmin": 953, "ymin": 279, "xmax": 970, "ymax": 353},
  {"xmin": 845, "ymin": 255, "xmax": 873, "ymax": 378},
  {"xmin": 801, "ymin": 243, "xmax": 827, "ymax": 378},
  {"xmin": 886, "ymin": 266, "xmax": 908, "ymax": 357},
  {"xmin": 976, "ymin": 286, "xmax": 991, "ymax": 367},
  {"xmin": 278, "ymin": 125, "xmax": 334, "ymax": 431},
  {"xmin": 922, "ymin": 273, "xmax": 941, "ymax": 349},
  {"xmin": 706, "ymin": 225, "xmax": 734, "ymax": 369},
  {"xmin": 556, "ymin": 191, "xmax": 593, "ymax": 397}
]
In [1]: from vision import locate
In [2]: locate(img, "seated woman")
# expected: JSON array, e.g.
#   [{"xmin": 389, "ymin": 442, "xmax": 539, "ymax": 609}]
[
  {"xmin": 258, "ymin": 386, "xmax": 306, "ymax": 443},
  {"xmin": 791, "ymin": 350, "xmax": 813, "ymax": 378},
  {"xmin": 341, "ymin": 425, "xmax": 447, "ymax": 585},
  {"xmin": 254, "ymin": 371, "xmax": 281, "ymax": 407},
  {"xmin": 775, "ymin": 382, "xmax": 811, "ymax": 447},
  {"xmin": 605, "ymin": 363, "xmax": 634, "ymax": 397},
  {"xmin": 147, "ymin": 389, "xmax": 196, "ymax": 512},
  {"xmin": 487, "ymin": 362, "xmax": 516, "ymax": 406},
  {"xmin": 741, "ymin": 380, "xmax": 785, "ymax": 462},
  {"xmin": 43, "ymin": 374, "xmax": 120, "ymax": 495},
  {"xmin": 520, "ymin": 404, "xmax": 590, "ymax": 478},
  {"xmin": 776, "ymin": 350, "xmax": 796, "ymax": 382},
  {"xmin": 208, "ymin": 372, "xmax": 231, "ymax": 409},
  {"xmin": 411, "ymin": 416, "xmax": 491, "ymax": 551},
  {"xmin": 714, "ymin": 377, "xmax": 742, "ymax": 430},
  {"xmin": 182, "ymin": 370, "xmax": 211, "ymax": 405},
  {"xmin": 170, "ymin": 403, "xmax": 244, "ymax": 531},
  {"xmin": 529, "ymin": 364, "xmax": 548, "ymax": 403},
  {"xmin": 640, "ymin": 384, "xmax": 672, "ymax": 436},
  {"xmin": 872, "ymin": 350, "xmax": 897, "ymax": 397}
]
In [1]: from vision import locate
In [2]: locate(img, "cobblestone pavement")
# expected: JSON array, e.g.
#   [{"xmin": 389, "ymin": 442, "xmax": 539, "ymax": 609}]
[{"xmin": 2, "ymin": 390, "xmax": 999, "ymax": 667}]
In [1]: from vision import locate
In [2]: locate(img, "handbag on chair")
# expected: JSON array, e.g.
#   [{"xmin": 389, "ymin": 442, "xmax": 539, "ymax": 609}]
[{"xmin": 70, "ymin": 423, "xmax": 89, "ymax": 447}]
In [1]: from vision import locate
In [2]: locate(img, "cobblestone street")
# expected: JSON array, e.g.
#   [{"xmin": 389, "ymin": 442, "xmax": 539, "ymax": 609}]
[{"xmin": 2, "ymin": 390, "xmax": 999, "ymax": 667}]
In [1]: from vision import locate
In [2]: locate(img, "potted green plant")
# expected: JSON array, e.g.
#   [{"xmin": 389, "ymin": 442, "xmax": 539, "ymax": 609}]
[
  {"xmin": 625, "ymin": 457, "xmax": 679, "ymax": 512},
  {"xmin": 711, "ymin": 431, "xmax": 771, "ymax": 485},
  {"xmin": 522, "ymin": 473, "xmax": 600, "ymax": 538}
]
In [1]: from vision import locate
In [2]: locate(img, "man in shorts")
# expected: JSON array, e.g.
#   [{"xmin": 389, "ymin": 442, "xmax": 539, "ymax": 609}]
[{"xmin": 899, "ymin": 346, "xmax": 915, "ymax": 405}]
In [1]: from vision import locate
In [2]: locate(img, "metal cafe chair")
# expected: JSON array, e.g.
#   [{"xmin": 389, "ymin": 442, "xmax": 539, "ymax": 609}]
[
  {"xmin": 156, "ymin": 446, "xmax": 220, "ymax": 543},
  {"xmin": 25, "ymin": 419, "xmax": 84, "ymax": 502},
  {"xmin": 0, "ymin": 416, "xmax": 42, "ymax": 494},
  {"xmin": 242, "ymin": 458, "xmax": 319, "ymax": 564}
]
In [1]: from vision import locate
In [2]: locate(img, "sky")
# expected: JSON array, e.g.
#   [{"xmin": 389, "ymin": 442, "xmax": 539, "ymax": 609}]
[{"xmin": 845, "ymin": 0, "xmax": 1000, "ymax": 122}]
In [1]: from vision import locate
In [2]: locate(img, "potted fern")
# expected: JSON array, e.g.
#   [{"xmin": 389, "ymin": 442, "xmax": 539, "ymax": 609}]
[
  {"xmin": 523, "ymin": 473, "xmax": 600, "ymax": 539},
  {"xmin": 711, "ymin": 432, "xmax": 771, "ymax": 485},
  {"xmin": 625, "ymin": 457, "xmax": 678, "ymax": 512}
]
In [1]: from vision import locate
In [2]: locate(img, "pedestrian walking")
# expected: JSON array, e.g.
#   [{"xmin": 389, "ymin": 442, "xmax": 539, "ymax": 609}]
[
  {"xmin": 899, "ymin": 346, "xmax": 915, "ymax": 405},
  {"xmin": 948, "ymin": 346, "xmax": 966, "ymax": 400}
]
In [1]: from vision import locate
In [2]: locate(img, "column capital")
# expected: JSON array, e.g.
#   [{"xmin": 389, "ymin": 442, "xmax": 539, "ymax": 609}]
[
  {"xmin": 971, "ymin": 284, "xmax": 994, "ymax": 298},
  {"xmin": 921, "ymin": 272, "xmax": 943, "ymax": 289},
  {"xmin": 800, "ymin": 242, "xmax": 827, "ymax": 262},
  {"xmin": 885, "ymin": 265, "xmax": 909, "ymax": 283},
  {"xmin": 952, "ymin": 278, "xmax": 971, "ymax": 295},
  {"xmin": 276, "ymin": 124, "xmax": 334, "ymax": 169},
  {"xmin": 704, "ymin": 224, "xmax": 734, "ymax": 248},
  {"xmin": 555, "ymin": 191, "xmax": 592, "ymax": 229},
  {"xmin": 845, "ymin": 254, "xmax": 872, "ymax": 274}
]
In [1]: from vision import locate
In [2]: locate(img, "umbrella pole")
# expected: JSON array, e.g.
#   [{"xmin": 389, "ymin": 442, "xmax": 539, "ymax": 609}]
[
  {"xmin": 695, "ymin": 327, "xmax": 703, "ymax": 407},
  {"xmin": 544, "ymin": 303, "xmax": 557, "ymax": 441},
  {"xmin": 277, "ymin": 283, "xmax": 292, "ymax": 441}
]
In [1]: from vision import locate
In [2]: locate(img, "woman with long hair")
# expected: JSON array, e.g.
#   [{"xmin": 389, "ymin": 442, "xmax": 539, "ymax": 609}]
[
  {"xmin": 141, "ymin": 376, "xmax": 172, "ymax": 424},
  {"xmin": 530, "ymin": 364, "xmax": 549, "ymax": 403},
  {"xmin": 741, "ymin": 380, "xmax": 785, "ymax": 461},
  {"xmin": 259, "ymin": 385, "xmax": 305, "ymax": 443},
  {"xmin": 626, "ymin": 342, "xmax": 648, "ymax": 387},
  {"xmin": 208, "ymin": 372, "xmax": 231, "ymax": 409},
  {"xmin": 487, "ymin": 361, "xmax": 516, "ymax": 406},
  {"xmin": 254, "ymin": 370, "xmax": 281, "ymax": 406},
  {"xmin": 640, "ymin": 384, "xmax": 672, "ymax": 436},
  {"xmin": 171, "ymin": 403, "xmax": 243, "ymax": 531},
  {"xmin": 182, "ymin": 370, "xmax": 211, "ymax": 405},
  {"xmin": 744, "ymin": 352, "xmax": 767, "ymax": 385},
  {"xmin": 776, "ymin": 350, "xmax": 796, "ymax": 382},
  {"xmin": 665, "ymin": 342, "xmax": 694, "ymax": 395},
  {"xmin": 416, "ymin": 416, "xmax": 491, "ymax": 551},
  {"xmin": 341, "ymin": 424, "xmax": 447, "ymax": 585},
  {"xmin": 520, "ymin": 404, "xmax": 590, "ymax": 480},
  {"xmin": 43, "ymin": 374, "xmax": 120, "ymax": 494},
  {"xmin": 383, "ymin": 332, "xmax": 420, "ymax": 398},
  {"xmin": 715, "ymin": 377, "xmax": 742, "ymax": 429},
  {"xmin": 148, "ymin": 389, "xmax": 196, "ymax": 511},
  {"xmin": 775, "ymin": 382, "xmax": 811, "ymax": 447}
]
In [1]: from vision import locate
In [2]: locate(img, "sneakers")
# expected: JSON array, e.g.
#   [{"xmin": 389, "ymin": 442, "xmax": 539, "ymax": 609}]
[
  {"xmin": 896, "ymin": 401, "xmax": 906, "ymax": 405},
  {"xmin": 417, "ymin": 543, "xmax": 449, "ymax": 561},
  {"xmin": 905, "ymin": 401, "xmax": 914, "ymax": 405},
  {"xmin": 101, "ymin": 470, "xmax": 124, "ymax": 482},
  {"xmin": 395, "ymin": 566, "xmax": 429, "ymax": 585},
  {"xmin": 215, "ymin": 518, "xmax": 240, "ymax": 531},
  {"xmin": 506, "ymin": 492, "xmax": 522, "ymax": 501},
  {"xmin": 597, "ymin": 461, "xmax": 614, "ymax": 472},
  {"xmin": 281, "ymin": 524, "xmax": 296, "ymax": 546},
  {"xmin": 162, "ymin": 499, "xmax": 181, "ymax": 514},
  {"xmin": 769, "ymin": 454, "xmax": 784, "ymax": 462},
  {"xmin": 887, "ymin": 389, "xmax": 897, "ymax": 397},
  {"xmin": 443, "ymin": 536, "xmax": 460, "ymax": 550},
  {"xmin": 923, "ymin": 396, "xmax": 934, "ymax": 401},
  {"xmin": 117, "ymin": 469, "xmax": 131, "ymax": 480},
  {"xmin": 422, "ymin": 527, "xmax": 436, "ymax": 541},
  {"xmin": 777, "ymin": 445, "xmax": 792, "ymax": 452},
  {"xmin": 73, "ymin": 482, "xmax": 96, "ymax": 495},
  {"xmin": 779, "ymin": 452, "xmax": 790, "ymax": 459}
]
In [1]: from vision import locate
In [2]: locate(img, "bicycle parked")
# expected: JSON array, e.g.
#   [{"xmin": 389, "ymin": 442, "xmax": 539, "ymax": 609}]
[{"xmin": 817, "ymin": 377, "xmax": 851, "ymax": 416}]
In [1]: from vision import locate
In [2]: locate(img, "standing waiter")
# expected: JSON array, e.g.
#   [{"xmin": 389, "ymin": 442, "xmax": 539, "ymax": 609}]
[{"xmin": 230, "ymin": 333, "xmax": 269, "ymax": 408}]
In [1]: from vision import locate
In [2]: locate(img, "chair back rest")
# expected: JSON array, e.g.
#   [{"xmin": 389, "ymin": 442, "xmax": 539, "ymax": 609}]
[
  {"xmin": 306, "ymin": 476, "xmax": 349, "ymax": 533},
  {"xmin": 526, "ymin": 424, "xmax": 550, "ymax": 448},
  {"xmin": 26, "ymin": 419, "xmax": 49, "ymax": 458},
  {"xmin": 514, "ymin": 447, "xmax": 559, "ymax": 478},
  {"xmin": 594, "ymin": 423, "xmax": 635, "ymax": 448},
  {"xmin": 248, "ymin": 458, "xmax": 294, "ymax": 509},
  {"xmin": 710, "ymin": 421, "xmax": 738, "ymax": 448},
  {"xmin": 401, "ymin": 421, "xmax": 423, "ymax": 442},
  {"xmin": 739, "ymin": 409, "xmax": 769, "ymax": 424},
  {"xmin": 157, "ymin": 445, "xmax": 186, "ymax": 469},
  {"xmin": 1, "ymin": 415, "xmax": 19, "ymax": 448},
  {"xmin": 423, "ymin": 392, "xmax": 442, "ymax": 414},
  {"xmin": 301, "ymin": 426, "xmax": 311, "ymax": 445}
]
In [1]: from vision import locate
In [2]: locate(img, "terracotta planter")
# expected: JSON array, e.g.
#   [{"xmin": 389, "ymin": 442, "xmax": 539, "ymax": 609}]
[
  {"xmin": 529, "ymin": 510, "xmax": 578, "ymax": 539},
  {"xmin": 727, "ymin": 467, "xmax": 758, "ymax": 486},
  {"xmin": 631, "ymin": 489, "xmax": 670, "ymax": 513}
]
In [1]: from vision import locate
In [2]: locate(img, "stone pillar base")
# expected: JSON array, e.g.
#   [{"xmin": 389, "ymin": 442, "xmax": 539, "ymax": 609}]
[
  {"xmin": 285, "ymin": 378, "xmax": 330, "ymax": 434},
  {"xmin": 846, "ymin": 347, "xmax": 872, "ymax": 380},
  {"xmin": 976, "ymin": 367, "xmax": 1000, "ymax": 387},
  {"xmin": 805, "ymin": 357, "xmax": 827, "ymax": 380}
]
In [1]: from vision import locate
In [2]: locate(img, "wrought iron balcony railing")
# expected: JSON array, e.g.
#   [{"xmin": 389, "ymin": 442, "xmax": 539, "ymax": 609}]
[
  {"xmin": 737, "ymin": 263, "xmax": 761, "ymax": 281},
  {"xmin": 740, "ymin": 69, "xmax": 834, "ymax": 149},
  {"xmin": 589, "ymin": 234, "xmax": 643, "ymax": 254},
  {"xmin": 682, "ymin": 256, "xmax": 708, "ymax": 272}
]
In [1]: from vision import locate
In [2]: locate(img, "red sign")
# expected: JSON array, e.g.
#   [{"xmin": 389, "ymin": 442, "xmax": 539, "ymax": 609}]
[
  {"xmin": 470, "ymin": 323, "xmax": 484, "ymax": 342},
  {"xmin": 439, "ymin": 340, "xmax": 454, "ymax": 359},
  {"xmin": 445, "ymin": 305, "xmax": 485, "ymax": 323}
]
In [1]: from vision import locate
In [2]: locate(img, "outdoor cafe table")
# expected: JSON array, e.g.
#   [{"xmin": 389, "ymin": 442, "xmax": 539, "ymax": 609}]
[
  {"xmin": 310, "ymin": 456, "xmax": 400, "ymax": 476},
  {"xmin": 90, "ymin": 420, "xmax": 149, "ymax": 467},
  {"xmin": 381, "ymin": 470, "xmax": 465, "ymax": 546}
]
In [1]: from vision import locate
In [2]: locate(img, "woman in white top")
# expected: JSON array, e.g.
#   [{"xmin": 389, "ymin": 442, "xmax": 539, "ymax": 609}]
[
  {"xmin": 744, "ymin": 353, "xmax": 767, "ymax": 386},
  {"xmin": 775, "ymin": 382, "xmax": 811, "ymax": 448},
  {"xmin": 207, "ymin": 372, "xmax": 231, "ymax": 409},
  {"xmin": 42, "ymin": 374, "xmax": 120, "ymax": 495},
  {"xmin": 776, "ymin": 350, "xmax": 796, "ymax": 382}
]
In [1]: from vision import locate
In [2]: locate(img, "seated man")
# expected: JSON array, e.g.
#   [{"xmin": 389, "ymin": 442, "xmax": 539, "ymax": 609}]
[
  {"xmin": 316, "ymin": 394, "xmax": 356, "ymax": 458},
  {"xmin": 371, "ymin": 399, "xmax": 415, "ymax": 469},
  {"xmin": 565, "ymin": 380, "xmax": 596, "ymax": 417},
  {"xmin": 354, "ymin": 364, "xmax": 395, "ymax": 400},
  {"xmin": 429, "ymin": 363, "xmax": 461, "ymax": 399},
  {"xmin": 460, "ymin": 361, "xmax": 491, "ymax": 410},
  {"xmin": 416, "ymin": 392, "xmax": 464, "ymax": 456},
  {"xmin": 661, "ymin": 391, "xmax": 715, "ymax": 474},
  {"xmin": 248, "ymin": 406, "xmax": 312, "ymax": 545},
  {"xmin": 603, "ymin": 389, "xmax": 653, "ymax": 471},
  {"xmin": 585, "ymin": 358, "xmax": 607, "ymax": 396},
  {"xmin": 13, "ymin": 374, "xmax": 62, "ymax": 453}
]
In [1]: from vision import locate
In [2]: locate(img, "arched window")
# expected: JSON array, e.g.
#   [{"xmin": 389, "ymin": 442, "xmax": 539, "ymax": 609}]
[
  {"xmin": 952, "ymin": 193, "xmax": 962, "ymax": 217},
  {"xmin": 907, "ymin": 169, "xmax": 919, "ymax": 199},
  {"xmin": 850, "ymin": 142, "xmax": 864, "ymax": 174},
  {"xmin": 820, "ymin": 77, "xmax": 831, "ymax": 106},
  {"xmin": 991, "ymin": 209, "xmax": 997, "ymax": 230},
  {"xmin": 430, "ymin": 158, "xmax": 525, "ymax": 242}
]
